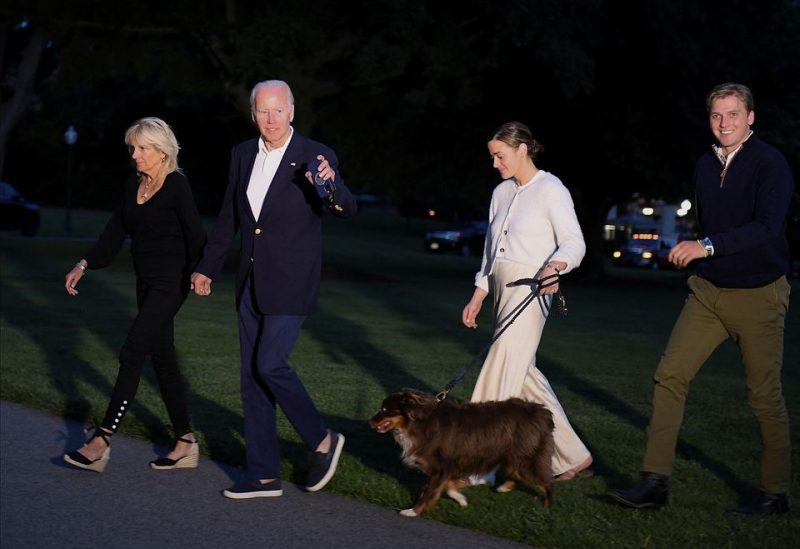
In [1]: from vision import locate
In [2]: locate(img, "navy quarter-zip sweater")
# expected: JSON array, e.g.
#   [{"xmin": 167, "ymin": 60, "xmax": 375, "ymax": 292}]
[{"xmin": 694, "ymin": 134, "xmax": 795, "ymax": 288}]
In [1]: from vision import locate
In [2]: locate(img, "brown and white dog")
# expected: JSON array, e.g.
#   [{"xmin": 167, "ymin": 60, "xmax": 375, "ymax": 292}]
[{"xmin": 369, "ymin": 388, "xmax": 555, "ymax": 516}]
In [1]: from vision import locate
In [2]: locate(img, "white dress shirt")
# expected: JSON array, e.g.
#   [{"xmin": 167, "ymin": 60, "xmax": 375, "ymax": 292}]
[
  {"xmin": 247, "ymin": 128, "xmax": 294, "ymax": 220},
  {"xmin": 474, "ymin": 170, "xmax": 586, "ymax": 291}
]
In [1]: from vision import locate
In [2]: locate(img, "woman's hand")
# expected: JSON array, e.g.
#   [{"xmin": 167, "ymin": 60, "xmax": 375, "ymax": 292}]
[
  {"xmin": 462, "ymin": 288, "xmax": 489, "ymax": 328},
  {"xmin": 65, "ymin": 260, "xmax": 87, "ymax": 296},
  {"xmin": 539, "ymin": 261, "xmax": 567, "ymax": 294},
  {"xmin": 190, "ymin": 272, "xmax": 212, "ymax": 296}
]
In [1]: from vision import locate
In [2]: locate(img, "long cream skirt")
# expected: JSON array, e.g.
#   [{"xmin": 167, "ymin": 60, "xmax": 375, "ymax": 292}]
[{"xmin": 471, "ymin": 261, "xmax": 590, "ymax": 476}]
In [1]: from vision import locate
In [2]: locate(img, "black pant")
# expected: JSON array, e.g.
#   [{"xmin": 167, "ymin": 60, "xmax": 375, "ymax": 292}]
[{"xmin": 101, "ymin": 273, "xmax": 192, "ymax": 437}]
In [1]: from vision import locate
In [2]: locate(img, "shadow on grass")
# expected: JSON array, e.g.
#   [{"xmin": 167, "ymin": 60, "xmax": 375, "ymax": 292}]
[
  {"xmin": 0, "ymin": 241, "xmax": 246, "ymax": 464},
  {"xmin": 539, "ymin": 356, "xmax": 754, "ymax": 498},
  {"xmin": 4, "ymin": 235, "xmax": 792, "ymax": 503},
  {"xmin": 309, "ymin": 255, "xmax": 764, "ymax": 501}
]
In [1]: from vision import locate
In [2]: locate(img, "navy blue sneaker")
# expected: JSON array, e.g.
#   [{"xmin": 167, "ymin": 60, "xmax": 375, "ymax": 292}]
[
  {"xmin": 306, "ymin": 430, "xmax": 345, "ymax": 492},
  {"xmin": 223, "ymin": 479, "xmax": 283, "ymax": 499}
]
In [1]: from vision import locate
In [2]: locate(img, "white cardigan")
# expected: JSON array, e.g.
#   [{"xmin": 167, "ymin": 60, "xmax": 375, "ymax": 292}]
[{"xmin": 474, "ymin": 170, "xmax": 586, "ymax": 291}]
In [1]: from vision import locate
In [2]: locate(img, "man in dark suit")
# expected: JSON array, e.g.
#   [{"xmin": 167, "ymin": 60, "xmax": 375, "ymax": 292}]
[{"xmin": 191, "ymin": 80, "xmax": 356, "ymax": 498}]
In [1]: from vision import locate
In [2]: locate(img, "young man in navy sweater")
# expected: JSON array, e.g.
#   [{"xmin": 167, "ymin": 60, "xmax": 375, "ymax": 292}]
[{"xmin": 610, "ymin": 82, "xmax": 795, "ymax": 515}]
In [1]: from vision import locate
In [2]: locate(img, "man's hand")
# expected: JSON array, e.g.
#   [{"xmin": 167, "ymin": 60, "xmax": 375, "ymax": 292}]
[
  {"xmin": 668, "ymin": 240, "xmax": 707, "ymax": 270},
  {"xmin": 305, "ymin": 154, "xmax": 337, "ymax": 184},
  {"xmin": 190, "ymin": 272, "xmax": 213, "ymax": 296}
]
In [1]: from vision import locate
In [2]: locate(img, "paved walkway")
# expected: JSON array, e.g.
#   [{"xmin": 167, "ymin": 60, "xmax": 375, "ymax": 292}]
[{"xmin": 0, "ymin": 400, "xmax": 531, "ymax": 549}]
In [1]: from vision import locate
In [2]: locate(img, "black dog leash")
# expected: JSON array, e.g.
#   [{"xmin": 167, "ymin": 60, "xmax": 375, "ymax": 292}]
[
  {"xmin": 507, "ymin": 274, "xmax": 568, "ymax": 318},
  {"xmin": 436, "ymin": 273, "xmax": 567, "ymax": 402}
]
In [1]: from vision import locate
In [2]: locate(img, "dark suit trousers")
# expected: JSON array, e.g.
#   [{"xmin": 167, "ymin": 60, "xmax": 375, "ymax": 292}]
[{"xmin": 238, "ymin": 276, "xmax": 327, "ymax": 479}]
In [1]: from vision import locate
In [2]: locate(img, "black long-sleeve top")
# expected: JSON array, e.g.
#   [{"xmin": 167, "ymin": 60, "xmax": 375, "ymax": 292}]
[{"xmin": 84, "ymin": 171, "xmax": 206, "ymax": 277}]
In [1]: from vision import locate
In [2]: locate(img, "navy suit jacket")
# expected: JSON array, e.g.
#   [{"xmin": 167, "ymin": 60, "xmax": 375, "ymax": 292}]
[{"xmin": 196, "ymin": 131, "xmax": 356, "ymax": 315}]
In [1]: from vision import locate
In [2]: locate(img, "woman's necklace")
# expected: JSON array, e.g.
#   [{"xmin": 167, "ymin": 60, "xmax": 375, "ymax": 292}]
[
  {"xmin": 142, "ymin": 178, "xmax": 155, "ymax": 200},
  {"xmin": 141, "ymin": 174, "xmax": 163, "ymax": 201},
  {"xmin": 140, "ymin": 162, "xmax": 167, "ymax": 202}
]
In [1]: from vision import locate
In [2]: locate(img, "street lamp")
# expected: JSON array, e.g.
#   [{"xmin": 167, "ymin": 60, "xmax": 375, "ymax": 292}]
[{"xmin": 64, "ymin": 125, "xmax": 78, "ymax": 233}]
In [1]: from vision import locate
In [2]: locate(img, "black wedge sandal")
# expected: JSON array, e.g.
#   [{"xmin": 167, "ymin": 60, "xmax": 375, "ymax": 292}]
[
  {"xmin": 150, "ymin": 436, "xmax": 199, "ymax": 470},
  {"xmin": 63, "ymin": 428, "xmax": 112, "ymax": 473}
]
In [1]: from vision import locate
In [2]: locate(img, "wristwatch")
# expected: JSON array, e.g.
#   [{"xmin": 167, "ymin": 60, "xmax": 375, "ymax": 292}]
[{"xmin": 699, "ymin": 237, "xmax": 715, "ymax": 257}]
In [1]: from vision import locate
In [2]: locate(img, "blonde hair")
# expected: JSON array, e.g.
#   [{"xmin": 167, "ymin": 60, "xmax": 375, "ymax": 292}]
[
  {"xmin": 706, "ymin": 82, "xmax": 754, "ymax": 113},
  {"xmin": 124, "ymin": 117, "xmax": 181, "ymax": 174}
]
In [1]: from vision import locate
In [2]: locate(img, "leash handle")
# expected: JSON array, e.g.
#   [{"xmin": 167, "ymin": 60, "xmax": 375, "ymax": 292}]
[
  {"xmin": 505, "ymin": 273, "xmax": 567, "ymax": 316},
  {"xmin": 506, "ymin": 273, "xmax": 559, "ymax": 290}
]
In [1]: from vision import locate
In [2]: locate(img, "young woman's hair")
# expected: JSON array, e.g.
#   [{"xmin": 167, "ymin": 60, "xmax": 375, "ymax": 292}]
[{"xmin": 490, "ymin": 121, "xmax": 544, "ymax": 162}]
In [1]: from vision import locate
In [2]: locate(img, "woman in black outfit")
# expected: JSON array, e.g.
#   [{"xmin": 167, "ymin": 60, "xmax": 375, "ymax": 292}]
[{"xmin": 63, "ymin": 117, "xmax": 206, "ymax": 472}]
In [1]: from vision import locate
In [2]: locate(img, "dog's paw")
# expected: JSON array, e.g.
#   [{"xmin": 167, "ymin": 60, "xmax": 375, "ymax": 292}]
[
  {"xmin": 496, "ymin": 480, "xmax": 516, "ymax": 493},
  {"xmin": 446, "ymin": 489, "xmax": 468, "ymax": 507},
  {"xmin": 399, "ymin": 508, "xmax": 418, "ymax": 517}
]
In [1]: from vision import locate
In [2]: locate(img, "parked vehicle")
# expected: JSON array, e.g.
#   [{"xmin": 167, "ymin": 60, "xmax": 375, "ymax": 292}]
[
  {"xmin": 0, "ymin": 182, "xmax": 40, "ymax": 236},
  {"xmin": 611, "ymin": 234, "xmax": 673, "ymax": 269},
  {"xmin": 424, "ymin": 220, "xmax": 488, "ymax": 256}
]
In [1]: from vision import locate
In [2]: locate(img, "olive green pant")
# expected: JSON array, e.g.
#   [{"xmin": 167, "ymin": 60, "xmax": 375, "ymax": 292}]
[{"xmin": 642, "ymin": 275, "xmax": 791, "ymax": 494}]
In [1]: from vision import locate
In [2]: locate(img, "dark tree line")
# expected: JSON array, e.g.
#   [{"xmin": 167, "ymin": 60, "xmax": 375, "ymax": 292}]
[{"xmin": 2, "ymin": 0, "xmax": 799, "ymax": 275}]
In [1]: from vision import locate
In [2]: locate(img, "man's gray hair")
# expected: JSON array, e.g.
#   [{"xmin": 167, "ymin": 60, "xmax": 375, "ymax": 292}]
[{"xmin": 250, "ymin": 80, "xmax": 294, "ymax": 109}]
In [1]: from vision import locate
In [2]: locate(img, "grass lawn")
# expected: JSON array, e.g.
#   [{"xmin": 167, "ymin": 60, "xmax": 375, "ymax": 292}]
[{"xmin": 2, "ymin": 207, "xmax": 799, "ymax": 548}]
